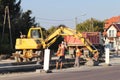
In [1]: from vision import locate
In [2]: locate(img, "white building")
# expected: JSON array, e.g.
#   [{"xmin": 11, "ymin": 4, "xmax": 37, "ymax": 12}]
[{"xmin": 103, "ymin": 23, "xmax": 120, "ymax": 51}]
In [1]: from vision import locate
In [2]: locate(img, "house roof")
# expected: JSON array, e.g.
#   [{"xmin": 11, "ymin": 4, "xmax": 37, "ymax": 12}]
[
  {"xmin": 115, "ymin": 24, "xmax": 120, "ymax": 31},
  {"xmin": 106, "ymin": 23, "xmax": 120, "ymax": 31},
  {"xmin": 105, "ymin": 16, "xmax": 120, "ymax": 29}
]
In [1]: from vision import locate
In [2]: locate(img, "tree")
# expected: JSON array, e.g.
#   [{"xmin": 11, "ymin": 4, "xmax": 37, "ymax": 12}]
[
  {"xmin": 15, "ymin": 10, "xmax": 37, "ymax": 36},
  {"xmin": 76, "ymin": 18, "xmax": 104, "ymax": 32},
  {"xmin": 0, "ymin": 0, "xmax": 37, "ymax": 54},
  {"xmin": 0, "ymin": 0, "xmax": 21, "ymax": 54},
  {"xmin": 47, "ymin": 26, "xmax": 57, "ymax": 35}
]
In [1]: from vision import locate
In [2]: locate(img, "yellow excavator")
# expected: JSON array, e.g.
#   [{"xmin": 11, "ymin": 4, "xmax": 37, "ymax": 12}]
[{"xmin": 13, "ymin": 25, "xmax": 99, "ymax": 62}]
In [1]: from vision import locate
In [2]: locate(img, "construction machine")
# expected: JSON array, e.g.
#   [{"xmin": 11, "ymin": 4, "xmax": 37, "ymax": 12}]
[
  {"xmin": 13, "ymin": 27, "xmax": 46, "ymax": 62},
  {"xmin": 13, "ymin": 25, "xmax": 99, "ymax": 63}
]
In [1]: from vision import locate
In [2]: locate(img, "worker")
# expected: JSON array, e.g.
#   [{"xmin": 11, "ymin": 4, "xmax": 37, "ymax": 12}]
[
  {"xmin": 93, "ymin": 51, "xmax": 99, "ymax": 61},
  {"xmin": 55, "ymin": 42, "xmax": 65, "ymax": 69},
  {"xmin": 69, "ymin": 47, "xmax": 74, "ymax": 58},
  {"xmin": 74, "ymin": 46, "xmax": 82, "ymax": 67}
]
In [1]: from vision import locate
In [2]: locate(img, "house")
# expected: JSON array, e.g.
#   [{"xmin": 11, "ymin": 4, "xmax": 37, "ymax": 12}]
[{"xmin": 103, "ymin": 23, "xmax": 120, "ymax": 51}]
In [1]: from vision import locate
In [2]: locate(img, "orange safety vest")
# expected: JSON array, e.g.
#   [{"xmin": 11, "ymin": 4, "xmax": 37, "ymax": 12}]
[
  {"xmin": 76, "ymin": 49, "xmax": 82, "ymax": 57},
  {"xmin": 56, "ymin": 48, "xmax": 64, "ymax": 57}
]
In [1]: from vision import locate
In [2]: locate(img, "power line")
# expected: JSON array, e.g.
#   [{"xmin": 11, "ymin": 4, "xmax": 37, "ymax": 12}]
[{"xmin": 36, "ymin": 17, "xmax": 74, "ymax": 21}]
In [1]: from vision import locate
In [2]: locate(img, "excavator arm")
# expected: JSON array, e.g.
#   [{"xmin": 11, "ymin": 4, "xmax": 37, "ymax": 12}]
[
  {"xmin": 45, "ymin": 26, "xmax": 77, "ymax": 47},
  {"xmin": 45, "ymin": 25, "xmax": 99, "ymax": 60}
]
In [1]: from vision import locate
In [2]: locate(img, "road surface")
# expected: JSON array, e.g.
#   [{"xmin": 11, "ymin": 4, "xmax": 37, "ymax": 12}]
[{"xmin": 0, "ymin": 65, "xmax": 120, "ymax": 80}]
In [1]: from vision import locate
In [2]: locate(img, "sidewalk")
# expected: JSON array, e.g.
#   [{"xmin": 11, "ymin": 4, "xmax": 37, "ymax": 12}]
[
  {"xmin": 0, "ymin": 54, "xmax": 120, "ymax": 66},
  {"xmin": 51, "ymin": 55, "xmax": 120, "ymax": 73},
  {"xmin": 100, "ymin": 55, "xmax": 120, "ymax": 66},
  {"xmin": 0, "ymin": 55, "xmax": 120, "ymax": 73}
]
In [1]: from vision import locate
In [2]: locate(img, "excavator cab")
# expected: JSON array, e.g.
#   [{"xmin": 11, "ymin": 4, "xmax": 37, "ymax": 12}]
[
  {"xmin": 27, "ymin": 27, "xmax": 44, "ymax": 39},
  {"xmin": 15, "ymin": 27, "xmax": 46, "ymax": 50},
  {"xmin": 31, "ymin": 29, "xmax": 41, "ymax": 38}
]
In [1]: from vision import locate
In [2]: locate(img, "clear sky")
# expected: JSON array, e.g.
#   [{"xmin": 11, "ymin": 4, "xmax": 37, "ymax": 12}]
[{"xmin": 21, "ymin": 0, "xmax": 120, "ymax": 29}]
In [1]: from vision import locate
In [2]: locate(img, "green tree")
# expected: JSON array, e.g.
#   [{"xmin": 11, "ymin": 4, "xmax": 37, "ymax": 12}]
[
  {"xmin": 15, "ymin": 10, "xmax": 37, "ymax": 36},
  {"xmin": 0, "ymin": 0, "xmax": 21, "ymax": 54},
  {"xmin": 47, "ymin": 26, "xmax": 57, "ymax": 35},
  {"xmin": 76, "ymin": 18, "xmax": 104, "ymax": 32},
  {"xmin": 0, "ymin": 0, "xmax": 37, "ymax": 54}
]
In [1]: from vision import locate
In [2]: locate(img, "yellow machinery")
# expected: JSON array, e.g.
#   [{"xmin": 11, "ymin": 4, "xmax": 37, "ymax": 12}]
[
  {"xmin": 15, "ymin": 27, "xmax": 46, "ymax": 49},
  {"xmin": 13, "ymin": 27, "xmax": 46, "ymax": 62},
  {"xmin": 13, "ymin": 25, "xmax": 99, "ymax": 62}
]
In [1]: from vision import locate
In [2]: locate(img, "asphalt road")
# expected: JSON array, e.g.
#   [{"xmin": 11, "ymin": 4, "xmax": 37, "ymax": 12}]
[{"xmin": 1, "ymin": 65, "xmax": 120, "ymax": 80}]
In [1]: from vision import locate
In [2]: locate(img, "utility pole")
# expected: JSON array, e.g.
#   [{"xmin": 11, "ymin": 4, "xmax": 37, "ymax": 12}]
[
  {"xmin": 75, "ymin": 17, "xmax": 78, "ymax": 32},
  {"xmin": 1, "ymin": 6, "xmax": 13, "ymax": 50},
  {"xmin": 91, "ymin": 18, "xmax": 94, "ymax": 32},
  {"xmin": 75, "ymin": 14, "xmax": 86, "ymax": 32}
]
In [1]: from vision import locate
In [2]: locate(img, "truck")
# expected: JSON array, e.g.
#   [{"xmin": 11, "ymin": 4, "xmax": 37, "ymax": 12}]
[
  {"xmin": 82, "ymin": 32, "xmax": 104, "ymax": 56},
  {"xmin": 64, "ymin": 32, "xmax": 104, "ymax": 59}
]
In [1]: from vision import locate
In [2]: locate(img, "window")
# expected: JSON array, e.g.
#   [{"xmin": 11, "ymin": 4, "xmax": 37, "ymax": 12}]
[
  {"xmin": 109, "ymin": 42, "xmax": 115, "ymax": 50},
  {"xmin": 31, "ymin": 30, "xmax": 41, "ymax": 38},
  {"xmin": 109, "ymin": 30, "xmax": 111, "ymax": 37},
  {"xmin": 109, "ymin": 30, "xmax": 114, "ymax": 37}
]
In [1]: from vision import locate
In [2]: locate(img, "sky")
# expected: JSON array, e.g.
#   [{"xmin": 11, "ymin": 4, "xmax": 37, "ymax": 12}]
[{"xmin": 21, "ymin": 0, "xmax": 120, "ymax": 29}]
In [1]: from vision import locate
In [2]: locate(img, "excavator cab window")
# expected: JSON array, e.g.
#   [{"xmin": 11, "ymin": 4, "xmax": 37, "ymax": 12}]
[{"xmin": 31, "ymin": 29, "xmax": 41, "ymax": 38}]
